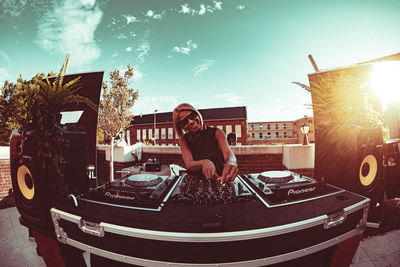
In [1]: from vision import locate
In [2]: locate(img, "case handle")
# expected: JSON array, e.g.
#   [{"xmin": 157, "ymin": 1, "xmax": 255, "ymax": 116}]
[
  {"xmin": 324, "ymin": 211, "xmax": 347, "ymax": 229},
  {"xmin": 78, "ymin": 219, "xmax": 105, "ymax": 237}
]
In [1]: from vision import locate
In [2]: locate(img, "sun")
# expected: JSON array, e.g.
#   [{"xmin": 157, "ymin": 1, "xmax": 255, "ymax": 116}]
[{"xmin": 370, "ymin": 61, "xmax": 400, "ymax": 110}]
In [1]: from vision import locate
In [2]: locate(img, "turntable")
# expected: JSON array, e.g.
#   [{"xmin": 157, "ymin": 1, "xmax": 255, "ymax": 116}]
[
  {"xmin": 241, "ymin": 170, "xmax": 334, "ymax": 205},
  {"xmin": 257, "ymin": 170, "xmax": 294, "ymax": 183},
  {"xmin": 124, "ymin": 174, "xmax": 163, "ymax": 187},
  {"xmin": 78, "ymin": 173, "xmax": 180, "ymax": 211}
]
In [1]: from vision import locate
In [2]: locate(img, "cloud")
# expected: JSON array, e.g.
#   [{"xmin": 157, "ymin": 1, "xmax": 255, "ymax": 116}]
[
  {"xmin": 0, "ymin": 50, "xmax": 11, "ymax": 64},
  {"xmin": 179, "ymin": 4, "xmax": 191, "ymax": 14},
  {"xmin": 145, "ymin": 9, "xmax": 164, "ymax": 20},
  {"xmin": 0, "ymin": 67, "xmax": 10, "ymax": 85},
  {"xmin": 132, "ymin": 66, "xmax": 143, "ymax": 80},
  {"xmin": 0, "ymin": 0, "xmax": 28, "ymax": 18},
  {"xmin": 194, "ymin": 59, "xmax": 214, "ymax": 77},
  {"xmin": 179, "ymin": 2, "xmax": 222, "ymax": 16},
  {"xmin": 116, "ymin": 33, "xmax": 128, "ymax": 39},
  {"xmin": 172, "ymin": 40, "xmax": 198, "ymax": 55},
  {"xmin": 36, "ymin": 0, "xmax": 103, "ymax": 67},
  {"xmin": 237, "ymin": 5, "xmax": 245, "ymax": 10},
  {"xmin": 136, "ymin": 41, "xmax": 150, "ymax": 64},
  {"xmin": 211, "ymin": 93, "xmax": 240, "ymax": 104},
  {"xmin": 124, "ymin": 14, "xmax": 137, "ymax": 24},
  {"xmin": 214, "ymin": 1, "xmax": 222, "ymax": 10},
  {"xmin": 133, "ymin": 95, "xmax": 179, "ymax": 115},
  {"xmin": 146, "ymin": 10, "xmax": 154, "ymax": 17}
]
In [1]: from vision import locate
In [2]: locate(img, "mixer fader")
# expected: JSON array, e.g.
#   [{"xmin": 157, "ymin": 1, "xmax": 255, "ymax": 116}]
[{"xmin": 170, "ymin": 175, "xmax": 254, "ymax": 205}]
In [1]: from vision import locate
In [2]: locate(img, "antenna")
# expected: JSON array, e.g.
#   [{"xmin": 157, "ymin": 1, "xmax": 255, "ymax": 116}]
[
  {"xmin": 308, "ymin": 54, "xmax": 319, "ymax": 72},
  {"xmin": 60, "ymin": 54, "xmax": 71, "ymax": 74}
]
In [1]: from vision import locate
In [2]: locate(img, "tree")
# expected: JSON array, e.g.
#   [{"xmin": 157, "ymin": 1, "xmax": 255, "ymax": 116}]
[
  {"xmin": 98, "ymin": 65, "xmax": 139, "ymax": 181},
  {"xmin": 0, "ymin": 72, "xmax": 57, "ymax": 145}
]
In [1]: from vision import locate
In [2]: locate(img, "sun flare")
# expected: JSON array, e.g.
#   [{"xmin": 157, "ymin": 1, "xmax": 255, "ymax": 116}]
[{"xmin": 371, "ymin": 61, "xmax": 400, "ymax": 110}]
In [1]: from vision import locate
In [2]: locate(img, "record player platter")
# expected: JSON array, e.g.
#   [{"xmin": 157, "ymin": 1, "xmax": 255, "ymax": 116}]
[
  {"xmin": 125, "ymin": 174, "xmax": 163, "ymax": 187},
  {"xmin": 257, "ymin": 171, "xmax": 294, "ymax": 183}
]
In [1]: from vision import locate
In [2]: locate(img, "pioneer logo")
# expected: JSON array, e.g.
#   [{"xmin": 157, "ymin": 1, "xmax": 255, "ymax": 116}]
[
  {"xmin": 105, "ymin": 191, "xmax": 136, "ymax": 200},
  {"xmin": 287, "ymin": 187, "xmax": 316, "ymax": 196}
]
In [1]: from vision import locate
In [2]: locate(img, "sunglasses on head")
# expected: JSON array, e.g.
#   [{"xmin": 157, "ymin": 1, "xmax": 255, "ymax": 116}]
[{"xmin": 179, "ymin": 111, "xmax": 197, "ymax": 128}]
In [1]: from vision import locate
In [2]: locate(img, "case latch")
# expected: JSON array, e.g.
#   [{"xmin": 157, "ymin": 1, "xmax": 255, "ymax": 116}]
[
  {"xmin": 78, "ymin": 219, "xmax": 105, "ymax": 237},
  {"xmin": 324, "ymin": 210, "xmax": 347, "ymax": 229}
]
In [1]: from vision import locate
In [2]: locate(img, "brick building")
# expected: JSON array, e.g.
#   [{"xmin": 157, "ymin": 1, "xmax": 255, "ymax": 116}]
[
  {"xmin": 127, "ymin": 106, "xmax": 248, "ymax": 146},
  {"xmin": 247, "ymin": 116, "xmax": 315, "ymax": 145}
]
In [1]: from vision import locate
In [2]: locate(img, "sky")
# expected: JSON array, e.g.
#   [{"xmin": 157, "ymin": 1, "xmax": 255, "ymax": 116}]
[{"xmin": 1, "ymin": 0, "xmax": 400, "ymax": 122}]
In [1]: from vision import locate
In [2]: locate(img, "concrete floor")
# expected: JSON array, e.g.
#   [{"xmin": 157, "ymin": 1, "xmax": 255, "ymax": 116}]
[{"xmin": 0, "ymin": 206, "xmax": 399, "ymax": 267}]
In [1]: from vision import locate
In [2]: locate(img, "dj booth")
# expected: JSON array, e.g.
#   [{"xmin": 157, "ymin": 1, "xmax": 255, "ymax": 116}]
[{"xmin": 51, "ymin": 170, "xmax": 369, "ymax": 266}]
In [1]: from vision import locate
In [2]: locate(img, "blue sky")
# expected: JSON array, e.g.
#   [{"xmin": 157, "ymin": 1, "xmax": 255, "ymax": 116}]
[{"xmin": 1, "ymin": 0, "xmax": 400, "ymax": 122}]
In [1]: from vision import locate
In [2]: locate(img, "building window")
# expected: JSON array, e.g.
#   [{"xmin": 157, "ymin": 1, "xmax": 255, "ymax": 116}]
[
  {"xmin": 235, "ymin": 125, "xmax": 241, "ymax": 138},
  {"xmin": 283, "ymin": 124, "xmax": 287, "ymax": 130},
  {"xmin": 275, "ymin": 124, "xmax": 278, "ymax": 130},
  {"xmin": 217, "ymin": 125, "xmax": 223, "ymax": 131},
  {"xmin": 259, "ymin": 132, "xmax": 263, "ymax": 139},
  {"xmin": 137, "ymin": 129, "xmax": 141, "ymax": 140},
  {"xmin": 267, "ymin": 124, "xmax": 270, "ymax": 130},
  {"xmin": 155, "ymin": 128, "xmax": 159, "ymax": 139},
  {"xmin": 251, "ymin": 133, "xmax": 255, "ymax": 138},
  {"xmin": 284, "ymin": 132, "xmax": 287, "ymax": 138},
  {"xmin": 161, "ymin": 128, "xmax": 166, "ymax": 139},
  {"xmin": 149, "ymin": 129, "xmax": 153, "ymax": 140},
  {"xmin": 168, "ymin": 128, "xmax": 173, "ymax": 139},
  {"xmin": 226, "ymin": 125, "xmax": 232, "ymax": 135},
  {"xmin": 142, "ymin": 129, "xmax": 147, "ymax": 140},
  {"xmin": 275, "ymin": 132, "xmax": 279, "ymax": 137},
  {"xmin": 250, "ymin": 124, "xmax": 254, "ymax": 130}
]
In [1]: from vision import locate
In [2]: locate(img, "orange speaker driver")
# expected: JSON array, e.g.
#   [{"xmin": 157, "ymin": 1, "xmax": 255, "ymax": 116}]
[
  {"xmin": 359, "ymin": 154, "xmax": 378, "ymax": 187},
  {"xmin": 17, "ymin": 164, "xmax": 35, "ymax": 200}
]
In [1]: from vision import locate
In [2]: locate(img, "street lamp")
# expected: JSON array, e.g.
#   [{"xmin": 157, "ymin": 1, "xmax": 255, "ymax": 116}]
[
  {"xmin": 153, "ymin": 109, "xmax": 158, "ymax": 145},
  {"xmin": 300, "ymin": 124, "xmax": 310, "ymax": 145}
]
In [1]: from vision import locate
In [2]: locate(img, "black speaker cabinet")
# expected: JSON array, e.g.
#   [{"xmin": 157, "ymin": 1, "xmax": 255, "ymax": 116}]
[
  {"xmin": 384, "ymin": 139, "xmax": 400, "ymax": 199},
  {"xmin": 10, "ymin": 126, "xmax": 88, "ymax": 234},
  {"xmin": 314, "ymin": 124, "xmax": 385, "ymax": 225}
]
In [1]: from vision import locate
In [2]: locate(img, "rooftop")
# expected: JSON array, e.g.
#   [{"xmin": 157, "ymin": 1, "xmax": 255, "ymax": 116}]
[{"xmin": 132, "ymin": 106, "xmax": 247, "ymax": 125}]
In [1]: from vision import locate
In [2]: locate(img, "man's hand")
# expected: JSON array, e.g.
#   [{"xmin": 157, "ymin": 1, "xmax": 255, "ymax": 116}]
[
  {"xmin": 201, "ymin": 159, "xmax": 218, "ymax": 179},
  {"xmin": 218, "ymin": 162, "xmax": 238, "ymax": 184}
]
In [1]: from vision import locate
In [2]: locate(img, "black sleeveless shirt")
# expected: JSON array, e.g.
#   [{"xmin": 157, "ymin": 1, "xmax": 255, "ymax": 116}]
[{"xmin": 183, "ymin": 126, "xmax": 225, "ymax": 176}]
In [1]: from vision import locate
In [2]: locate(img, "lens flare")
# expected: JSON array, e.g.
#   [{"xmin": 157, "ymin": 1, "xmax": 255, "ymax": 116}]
[{"xmin": 371, "ymin": 62, "xmax": 400, "ymax": 110}]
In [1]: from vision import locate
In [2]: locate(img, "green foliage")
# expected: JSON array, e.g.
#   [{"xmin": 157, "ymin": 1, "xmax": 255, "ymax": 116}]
[
  {"xmin": 3, "ymin": 67, "xmax": 97, "ymax": 202},
  {"xmin": 98, "ymin": 65, "xmax": 138, "ymax": 181},
  {"xmin": 0, "ymin": 73, "xmax": 47, "ymax": 145},
  {"xmin": 98, "ymin": 65, "xmax": 138, "ymax": 140}
]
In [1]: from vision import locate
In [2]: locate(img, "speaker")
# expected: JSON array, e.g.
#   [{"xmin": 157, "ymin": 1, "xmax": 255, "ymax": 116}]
[
  {"xmin": 10, "ymin": 126, "xmax": 88, "ymax": 233},
  {"xmin": 314, "ymin": 124, "xmax": 385, "ymax": 225},
  {"xmin": 384, "ymin": 139, "xmax": 400, "ymax": 199}
]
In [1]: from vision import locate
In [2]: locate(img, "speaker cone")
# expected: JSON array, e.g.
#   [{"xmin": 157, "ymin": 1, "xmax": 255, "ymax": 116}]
[
  {"xmin": 17, "ymin": 164, "xmax": 35, "ymax": 201},
  {"xmin": 359, "ymin": 154, "xmax": 378, "ymax": 187}
]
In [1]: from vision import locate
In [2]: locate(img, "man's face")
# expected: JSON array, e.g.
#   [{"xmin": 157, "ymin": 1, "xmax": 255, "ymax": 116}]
[{"xmin": 178, "ymin": 110, "xmax": 201, "ymax": 133}]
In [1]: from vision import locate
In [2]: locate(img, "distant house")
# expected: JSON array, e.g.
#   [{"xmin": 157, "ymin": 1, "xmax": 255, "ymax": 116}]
[
  {"xmin": 247, "ymin": 116, "xmax": 315, "ymax": 145},
  {"xmin": 127, "ymin": 106, "xmax": 248, "ymax": 146}
]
